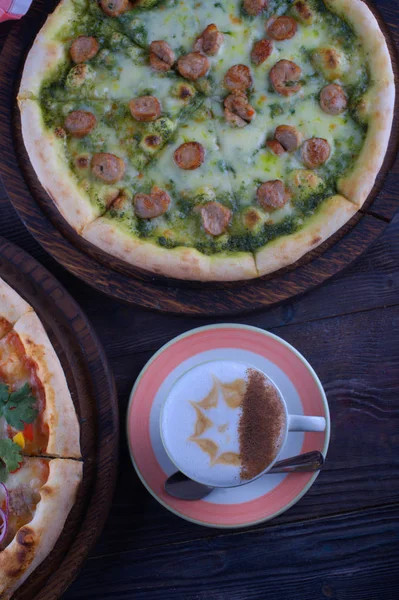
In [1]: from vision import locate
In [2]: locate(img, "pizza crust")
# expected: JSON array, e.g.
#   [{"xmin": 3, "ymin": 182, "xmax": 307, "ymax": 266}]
[
  {"xmin": 18, "ymin": 0, "xmax": 104, "ymax": 232},
  {"xmin": 16, "ymin": 0, "xmax": 395, "ymax": 280},
  {"xmin": 255, "ymin": 196, "xmax": 358, "ymax": 276},
  {"xmin": 324, "ymin": 0, "xmax": 395, "ymax": 207},
  {"xmin": 13, "ymin": 312, "xmax": 81, "ymax": 459},
  {"xmin": 82, "ymin": 218, "xmax": 258, "ymax": 282},
  {"xmin": 18, "ymin": 0, "xmax": 75, "ymax": 99},
  {"xmin": 19, "ymin": 99, "xmax": 102, "ymax": 233},
  {"xmin": 0, "ymin": 277, "xmax": 32, "ymax": 338},
  {"xmin": 0, "ymin": 459, "xmax": 82, "ymax": 600}
]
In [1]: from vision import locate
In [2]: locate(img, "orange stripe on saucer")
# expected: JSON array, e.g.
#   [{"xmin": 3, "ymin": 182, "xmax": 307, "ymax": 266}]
[{"xmin": 128, "ymin": 327, "xmax": 326, "ymax": 526}]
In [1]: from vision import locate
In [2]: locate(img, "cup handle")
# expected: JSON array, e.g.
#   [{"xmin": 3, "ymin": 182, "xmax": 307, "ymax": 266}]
[{"xmin": 288, "ymin": 414, "xmax": 326, "ymax": 432}]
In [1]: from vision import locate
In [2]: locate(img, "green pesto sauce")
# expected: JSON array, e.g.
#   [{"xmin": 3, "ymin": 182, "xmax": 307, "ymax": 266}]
[
  {"xmin": 322, "ymin": 123, "xmax": 367, "ymax": 185},
  {"xmin": 136, "ymin": 218, "xmax": 154, "ymax": 237},
  {"xmin": 39, "ymin": 62, "xmax": 72, "ymax": 107},
  {"xmin": 125, "ymin": 22, "xmax": 148, "ymax": 47},
  {"xmin": 37, "ymin": 0, "xmax": 372, "ymax": 257},
  {"xmin": 154, "ymin": 213, "xmax": 300, "ymax": 254},
  {"xmin": 309, "ymin": 0, "xmax": 358, "ymax": 53},
  {"xmin": 348, "ymin": 66, "xmax": 370, "ymax": 105},
  {"xmin": 268, "ymin": 93, "xmax": 320, "ymax": 119},
  {"xmin": 144, "ymin": 186, "xmax": 330, "ymax": 254},
  {"xmin": 224, "ymin": 216, "xmax": 298, "ymax": 253},
  {"xmin": 292, "ymin": 186, "xmax": 333, "ymax": 215},
  {"xmin": 347, "ymin": 66, "xmax": 371, "ymax": 127}
]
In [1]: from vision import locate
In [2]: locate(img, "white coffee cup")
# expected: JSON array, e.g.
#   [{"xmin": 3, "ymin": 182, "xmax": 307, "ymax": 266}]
[{"xmin": 160, "ymin": 360, "xmax": 325, "ymax": 488}]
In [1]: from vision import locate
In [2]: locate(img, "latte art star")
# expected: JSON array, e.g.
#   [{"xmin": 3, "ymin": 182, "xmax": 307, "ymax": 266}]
[{"xmin": 188, "ymin": 375, "xmax": 245, "ymax": 467}]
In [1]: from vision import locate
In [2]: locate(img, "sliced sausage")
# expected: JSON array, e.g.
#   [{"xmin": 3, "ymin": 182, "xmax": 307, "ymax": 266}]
[
  {"xmin": 301, "ymin": 138, "xmax": 331, "ymax": 169},
  {"xmin": 174, "ymin": 142, "xmax": 205, "ymax": 170},
  {"xmin": 99, "ymin": 0, "xmax": 131, "ymax": 16},
  {"xmin": 91, "ymin": 153, "xmax": 125, "ymax": 183},
  {"xmin": 150, "ymin": 53, "xmax": 172, "ymax": 72},
  {"xmin": 257, "ymin": 180, "xmax": 290, "ymax": 210},
  {"xmin": 251, "ymin": 39, "xmax": 273, "ymax": 65},
  {"xmin": 70, "ymin": 36, "xmax": 99, "ymax": 64},
  {"xmin": 275, "ymin": 125, "xmax": 302, "ymax": 152},
  {"xmin": 134, "ymin": 187, "xmax": 171, "ymax": 219},
  {"xmin": 177, "ymin": 52, "xmax": 209, "ymax": 80},
  {"xmin": 194, "ymin": 24, "xmax": 224, "ymax": 56},
  {"xmin": 243, "ymin": 0, "xmax": 268, "ymax": 16},
  {"xmin": 149, "ymin": 40, "xmax": 175, "ymax": 71},
  {"xmin": 266, "ymin": 16, "xmax": 298, "ymax": 40},
  {"xmin": 292, "ymin": 0, "xmax": 314, "ymax": 24},
  {"xmin": 224, "ymin": 110, "xmax": 248, "ymax": 128},
  {"xmin": 224, "ymin": 92, "xmax": 255, "ymax": 123},
  {"xmin": 320, "ymin": 84, "xmax": 348, "ymax": 115},
  {"xmin": 109, "ymin": 193, "xmax": 129, "ymax": 212},
  {"xmin": 129, "ymin": 96, "xmax": 162, "ymax": 122},
  {"xmin": 150, "ymin": 40, "xmax": 175, "ymax": 65},
  {"xmin": 266, "ymin": 139, "xmax": 286, "ymax": 156},
  {"xmin": 269, "ymin": 59, "xmax": 302, "ymax": 96},
  {"xmin": 64, "ymin": 110, "xmax": 97, "ymax": 138},
  {"xmin": 201, "ymin": 202, "xmax": 231, "ymax": 236},
  {"xmin": 224, "ymin": 64, "xmax": 253, "ymax": 92}
]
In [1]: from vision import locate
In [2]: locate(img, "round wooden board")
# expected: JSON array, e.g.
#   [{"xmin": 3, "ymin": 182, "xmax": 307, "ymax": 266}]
[
  {"xmin": 0, "ymin": 0, "xmax": 398, "ymax": 317},
  {"xmin": 0, "ymin": 236, "xmax": 119, "ymax": 600}
]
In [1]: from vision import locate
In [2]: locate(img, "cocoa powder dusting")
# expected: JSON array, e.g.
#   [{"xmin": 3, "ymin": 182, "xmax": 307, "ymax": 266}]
[{"xmin": 238, "ymin": 369, "xmax": 286, "ymax": 481}]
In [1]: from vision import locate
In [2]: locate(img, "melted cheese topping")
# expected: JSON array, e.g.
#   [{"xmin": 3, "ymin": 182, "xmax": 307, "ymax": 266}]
[
  {"xmin": 38, "ymin": 0, "xmax": 369, "ymax": 253},
  {"xmin": 118, "ymin": 0, "xmax": 199, "ymax": 52},
  {"xmin": 145, "ymin": 104, "xmax": 233, "ymax": 199},
  {"xmin": 65, "ymin": 40, "xmax": 195, "ymax": 116},
  {"xmin": 0, "ymin": 459, "xmax": 49, "ymax": 550}
]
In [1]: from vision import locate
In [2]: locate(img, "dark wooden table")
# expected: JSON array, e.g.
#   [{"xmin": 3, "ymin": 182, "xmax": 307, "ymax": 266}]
[{"xmin": 1, "ymin": 1, "xmax": 399, "ymax": 596}]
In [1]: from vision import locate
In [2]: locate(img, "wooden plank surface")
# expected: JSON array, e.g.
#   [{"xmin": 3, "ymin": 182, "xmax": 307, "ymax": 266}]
[
  {"xmin": 0, "ymin": 0, "xmax": 397, "ymax": 316},
  {"xmin": 0, "ymin": 236, "xmax": 119, "ymax": 600},
  {"xmin": 3, "ymin": 182, "xmax": 398, "ymax": 596},
  {"xmin": 83, "ymin": 295, "xmax": 399, "ymax": 556},
  {"xmin": 62, "ymin": 504, "xmax": 399, "ymax": 600},
  {"xmin": 0, "ymin": 0, "xmax": 398, "ymax": 598}
]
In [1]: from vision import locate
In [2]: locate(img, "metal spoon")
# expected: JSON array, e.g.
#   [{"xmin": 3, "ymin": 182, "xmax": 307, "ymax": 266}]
[{"xmin": 165, "ymin": 451, "xmax": 324, "ymax": 500}]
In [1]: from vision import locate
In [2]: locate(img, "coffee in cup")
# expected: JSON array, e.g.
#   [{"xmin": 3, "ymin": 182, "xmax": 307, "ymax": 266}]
[{"xmin": 160, "ymin": 360, "xmax": 287, "ymax": 487}]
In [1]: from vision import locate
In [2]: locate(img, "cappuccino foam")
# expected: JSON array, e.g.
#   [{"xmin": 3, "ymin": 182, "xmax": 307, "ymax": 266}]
[{"xmin": 161, "ymin": 360, "xmax": 286, "ymax": 487}]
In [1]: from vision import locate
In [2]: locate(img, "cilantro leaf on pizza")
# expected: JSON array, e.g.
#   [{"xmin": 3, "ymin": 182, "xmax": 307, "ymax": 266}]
[
  {"xmin": 0, "ymin": 383, "xmax": 39, "ymax": 432},
  {"xmin": 0, "ymin": 278, "xmax": 83, "ymax": 597},
  {"xmin": 0, "ymin": 440, "xmax": 23, "ymax": 483},
  {"xmin": 0, "ymin": 288, "xmax": 81, "ymax": 459}
]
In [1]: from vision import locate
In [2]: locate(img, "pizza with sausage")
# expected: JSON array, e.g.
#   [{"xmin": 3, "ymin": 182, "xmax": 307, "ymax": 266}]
[
  {"xmin": 18, "ymin": 0, "xmax": 394, "ymax": 281},
  {"xmin": 0, "ymin": 277, "xmax": 82, "ymax": 598}
]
